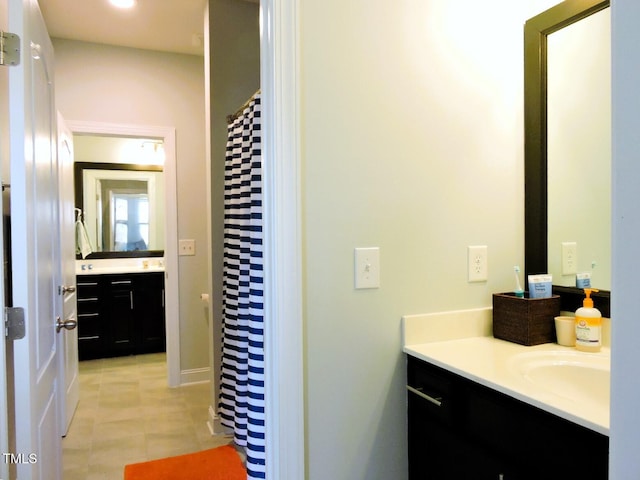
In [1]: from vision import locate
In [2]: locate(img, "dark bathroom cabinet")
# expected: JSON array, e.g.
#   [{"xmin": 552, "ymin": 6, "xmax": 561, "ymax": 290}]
[
  {"xmin": 407, "ymin": 355, "xmax": 609, "ymax": 479},
  {"xmin": 76, "ymin": 272, "xmax": 166, "ymax": 360}
]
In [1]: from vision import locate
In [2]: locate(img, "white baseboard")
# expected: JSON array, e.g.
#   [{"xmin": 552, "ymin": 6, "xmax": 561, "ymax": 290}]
[
  {"xmin": 179, "ymin": 367, "xmax": 210, "ymax": 385},
  {"xmin": 207, "ymin": 405, "xmax": 231, "ymax": 435}
]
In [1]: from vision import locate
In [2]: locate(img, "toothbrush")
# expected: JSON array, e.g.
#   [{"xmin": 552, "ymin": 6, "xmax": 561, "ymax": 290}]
[{"xmin": 514, "ymin": 266, "xmax": 524, "ymax": 298}]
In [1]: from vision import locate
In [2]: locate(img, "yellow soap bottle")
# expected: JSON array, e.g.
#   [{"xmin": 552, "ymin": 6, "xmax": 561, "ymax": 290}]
[{"xmin": 575, "ymin": 288, "xmax": 602, "ymax": 352}]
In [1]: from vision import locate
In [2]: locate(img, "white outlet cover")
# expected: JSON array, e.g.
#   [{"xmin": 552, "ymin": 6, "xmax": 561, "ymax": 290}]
[
  {"xmin": 562, "ymin": 242, "xmax": 577, "ymax": 275},
  {"xmin": 468, "ymin": 245, "xmax": 488, "ymax": 282},
  {"xmin": 179, "ymin": 239, "xmax": 196, "ymax": 256}
]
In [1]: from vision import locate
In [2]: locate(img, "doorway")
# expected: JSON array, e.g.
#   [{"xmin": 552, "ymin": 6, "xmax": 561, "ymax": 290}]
[{"xmin": 67, "ymin": 121, "xmax": 180, "ymax": 386}]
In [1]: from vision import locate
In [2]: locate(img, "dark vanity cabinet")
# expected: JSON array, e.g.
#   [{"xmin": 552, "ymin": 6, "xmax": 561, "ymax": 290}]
[
  {"xmin": 77, "ymin": 272, "xmax": 166, "ymax": 360},
  {"xmin": 407, "ymin": 355, "xmax": 609, "ymax": 479}
]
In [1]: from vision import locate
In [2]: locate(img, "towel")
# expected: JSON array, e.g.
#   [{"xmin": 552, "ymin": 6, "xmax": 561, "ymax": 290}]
[{"xmin": 75, "ymin": 219, "xmax": 93, "ymax": 259}]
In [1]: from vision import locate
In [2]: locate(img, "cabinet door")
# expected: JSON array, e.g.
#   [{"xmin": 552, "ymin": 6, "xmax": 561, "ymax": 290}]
[
  {"xmin": 408, "ymin": 392, "xmax": 466, "ymax": 479},
  {"xmin": 134, "ymin": 272, "xmax": 166, "ymax": 354},
  {"xmin": 106, "ymin": 278, "xmax": 135, "ymax": 355},
  {"xmin": 467, "ymin": 383, "xmax": 608, "ymax": 480},
  {"xmin": 408, "ymin": 385, "xmax": 513, "ymax": 479}
]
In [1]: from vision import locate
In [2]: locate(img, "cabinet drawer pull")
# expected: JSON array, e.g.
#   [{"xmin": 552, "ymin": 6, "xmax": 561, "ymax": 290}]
[
  {"xmin": 79, "ymin": 336, "xmax": 100, "ymax": 341},
  {"xmin": 78, "ymin": 297, "xmax": 98, "ymax": 302},
  {"xmin": 407, "ymin": 385, "xmax": 443, "ymax": 407},
  {"xmin": 111, "ymin": 280, "xmax": 132, "ymax": 285},
  {"xmin": 78, "ymin": 282, "xmax": 99, "ymax": 286},
  {"xmin": 78, "ymin": 313, "xmax": 100, "ymax": 318}
]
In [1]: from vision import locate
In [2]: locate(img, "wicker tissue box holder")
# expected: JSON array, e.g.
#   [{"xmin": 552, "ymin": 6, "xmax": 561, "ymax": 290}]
[{"xmin": 492, "ymin": 292, "xmax": 561, "ymax": 346}]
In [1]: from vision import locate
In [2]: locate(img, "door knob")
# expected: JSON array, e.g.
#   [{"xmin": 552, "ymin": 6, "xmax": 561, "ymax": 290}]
[
  {"xmin": 59, "ymin": 285, "xmax": 76, "ymax": 295},
  {"xmin": 56, "ymin": 316, "xmax": 78, "ymax": 333}
]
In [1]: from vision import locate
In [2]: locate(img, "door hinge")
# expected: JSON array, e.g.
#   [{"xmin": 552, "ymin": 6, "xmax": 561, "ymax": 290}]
[
  {"xmin": 0, "ymin": 31, "xmax": 20, "ymax": 67},
  {"xmin": 5, "ymin": 307, "xmax": 25, "ymax": 340}
]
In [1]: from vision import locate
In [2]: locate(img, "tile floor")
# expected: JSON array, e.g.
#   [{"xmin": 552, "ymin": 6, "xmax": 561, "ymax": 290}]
[{"xmin": 62, "ymin": 352, "xmax": 235, "ymax": 480}]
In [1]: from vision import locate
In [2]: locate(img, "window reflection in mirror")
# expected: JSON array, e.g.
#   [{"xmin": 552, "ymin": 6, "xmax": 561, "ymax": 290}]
[
  {"xmin": 91, "ymin": 176, "xmax": 153, "ymax": 251},
  {"xmin": 113, "ymin": 191, "xmax": 149, "ymax": 251},
  {"xmin": 74, "ymin": 134, "xmax": 165, "ymax": 258}
]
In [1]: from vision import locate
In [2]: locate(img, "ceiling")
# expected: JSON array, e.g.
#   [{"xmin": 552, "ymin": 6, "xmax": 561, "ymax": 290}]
[{"xmin": 38, "ymin": 0, "xmax": 208, "ymax": 56}]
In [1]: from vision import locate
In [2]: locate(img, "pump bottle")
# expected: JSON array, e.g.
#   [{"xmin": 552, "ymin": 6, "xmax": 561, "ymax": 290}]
[{"xmin": 575, "ymin": 288, "xmax": 602, "ymax": 352}]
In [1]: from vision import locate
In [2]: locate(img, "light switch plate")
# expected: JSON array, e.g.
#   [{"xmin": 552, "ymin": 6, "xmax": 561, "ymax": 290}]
[
  {"xmin": 355, "ymin": 247, "xmax": 380, "ymax": 289},
  {"xmin": 179, "ymin": 239, "xmax": 196, "ymax": 256}
]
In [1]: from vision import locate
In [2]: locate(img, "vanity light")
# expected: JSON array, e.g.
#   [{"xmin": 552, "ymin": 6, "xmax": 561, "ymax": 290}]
[
  {"xmin": 140, "ymin": 141, "xmax": 166, "ymax": 165},
  {"xmin": 109, "ymin": 0, "xmax": 136, "ymax": 9}
]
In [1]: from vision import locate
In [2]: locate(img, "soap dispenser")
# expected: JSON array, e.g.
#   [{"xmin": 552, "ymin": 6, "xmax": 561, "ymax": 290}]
[{"xmin": 575, "ymin": 288, "xmax": 602, "ymax": 352}]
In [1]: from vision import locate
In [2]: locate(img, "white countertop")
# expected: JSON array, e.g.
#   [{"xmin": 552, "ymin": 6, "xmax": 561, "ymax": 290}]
[
  {"xmin": 76, "ymin": 259, "xmax": 165, "ymax": 276},
  {"xmin": 76, "ymin": 265, "xmax": 165, "ymax": 275},
  {"xmin": 402, "ymin": 309, "xmax": 610, "ymax": 436}
]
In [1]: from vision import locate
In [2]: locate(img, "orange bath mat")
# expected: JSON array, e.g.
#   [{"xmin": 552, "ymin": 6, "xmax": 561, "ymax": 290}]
[{"xmin": 124, "ymin": 445, "xmax": 246, "ymax": 480}]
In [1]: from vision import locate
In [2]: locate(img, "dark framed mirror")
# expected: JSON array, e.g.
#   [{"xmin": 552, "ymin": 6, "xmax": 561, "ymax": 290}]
[
  {"xmin": 524, "ymin": 0, "xmax": 610, "ymax": 316},
  {"xmin": 75, "ymin": 162, "xmax": 164, "ymax": 259}
]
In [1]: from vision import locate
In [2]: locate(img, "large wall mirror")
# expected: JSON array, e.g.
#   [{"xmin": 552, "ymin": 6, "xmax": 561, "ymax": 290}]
[
  {"xmin": 74, "ymin": 134, "xmax": 165, "ymax": 258},
  {"xmin": 524, "ymin": 0, "xmax": 610, "ymax": 316}
]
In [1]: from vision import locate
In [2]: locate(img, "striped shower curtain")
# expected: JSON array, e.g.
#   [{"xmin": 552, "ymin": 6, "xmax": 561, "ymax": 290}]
[{"xmin": 218, "ymin": 92, "xmax": 265, "ymax": 479}]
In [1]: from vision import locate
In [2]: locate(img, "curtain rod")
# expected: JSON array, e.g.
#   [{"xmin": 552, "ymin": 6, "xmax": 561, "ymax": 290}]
[{"xmin": 226, "ymin": 89, "xmax": 261, "ymax": 124}]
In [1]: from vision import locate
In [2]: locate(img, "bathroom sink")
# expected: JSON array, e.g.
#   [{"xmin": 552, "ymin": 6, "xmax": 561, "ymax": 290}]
[{"xmin": 507, "ymin": 350, "xmax": 610, "ymax": 409}]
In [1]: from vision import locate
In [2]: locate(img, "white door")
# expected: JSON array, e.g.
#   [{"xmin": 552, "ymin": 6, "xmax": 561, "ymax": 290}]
[
  {"xmin": 9, "ymin": 0, "xmax": 63, "ymax": 478},
  {"xmin": 57, "ymin": 113, "xmax": 79, "ymax": 436},
  {"xmin": 1, "ymin": 2, "xmax": 11, "ymax": 479}
]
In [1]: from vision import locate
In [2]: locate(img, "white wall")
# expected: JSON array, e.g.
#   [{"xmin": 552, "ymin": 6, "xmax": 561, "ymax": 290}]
[
  {"xmin": 300, "ymin": 1, "xmax": 557, "ymax": 478},
  {"xmin": 53, "ymin": 39, "xmax": 210, "ymax": 376}
]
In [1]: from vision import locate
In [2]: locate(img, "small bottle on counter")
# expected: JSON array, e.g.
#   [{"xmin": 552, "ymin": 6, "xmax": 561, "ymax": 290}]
[{"xmin": 575, "ymin": 288, "xmax": 602, "ymax": 352}]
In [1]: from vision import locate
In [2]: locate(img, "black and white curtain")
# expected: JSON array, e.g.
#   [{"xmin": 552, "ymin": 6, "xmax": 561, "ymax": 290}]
[{"xmin": 218, "ymin": 92, "xmax": 265, "ymax": 479}]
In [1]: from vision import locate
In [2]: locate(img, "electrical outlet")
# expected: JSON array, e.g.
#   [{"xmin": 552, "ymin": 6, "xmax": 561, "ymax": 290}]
[
  {"xmin": 562, "ymin": 242, "xmax": 577, "ymax": 275},
  {"xmin": 179, "ymin": 239, "xmax": 196, "ymax": 256},
  {"xmin": 468, "ymin": 245, "xmax": 488, "ymax": 282}
]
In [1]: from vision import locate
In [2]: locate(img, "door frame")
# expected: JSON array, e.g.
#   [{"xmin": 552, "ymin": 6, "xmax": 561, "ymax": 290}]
[
  {"xmin": 260, "ymin": 0, "xmax": 305, "ymax": 478},
  {"xmin": 66, "ymin": 120, "xmax": 180, "ymax": 387}
]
